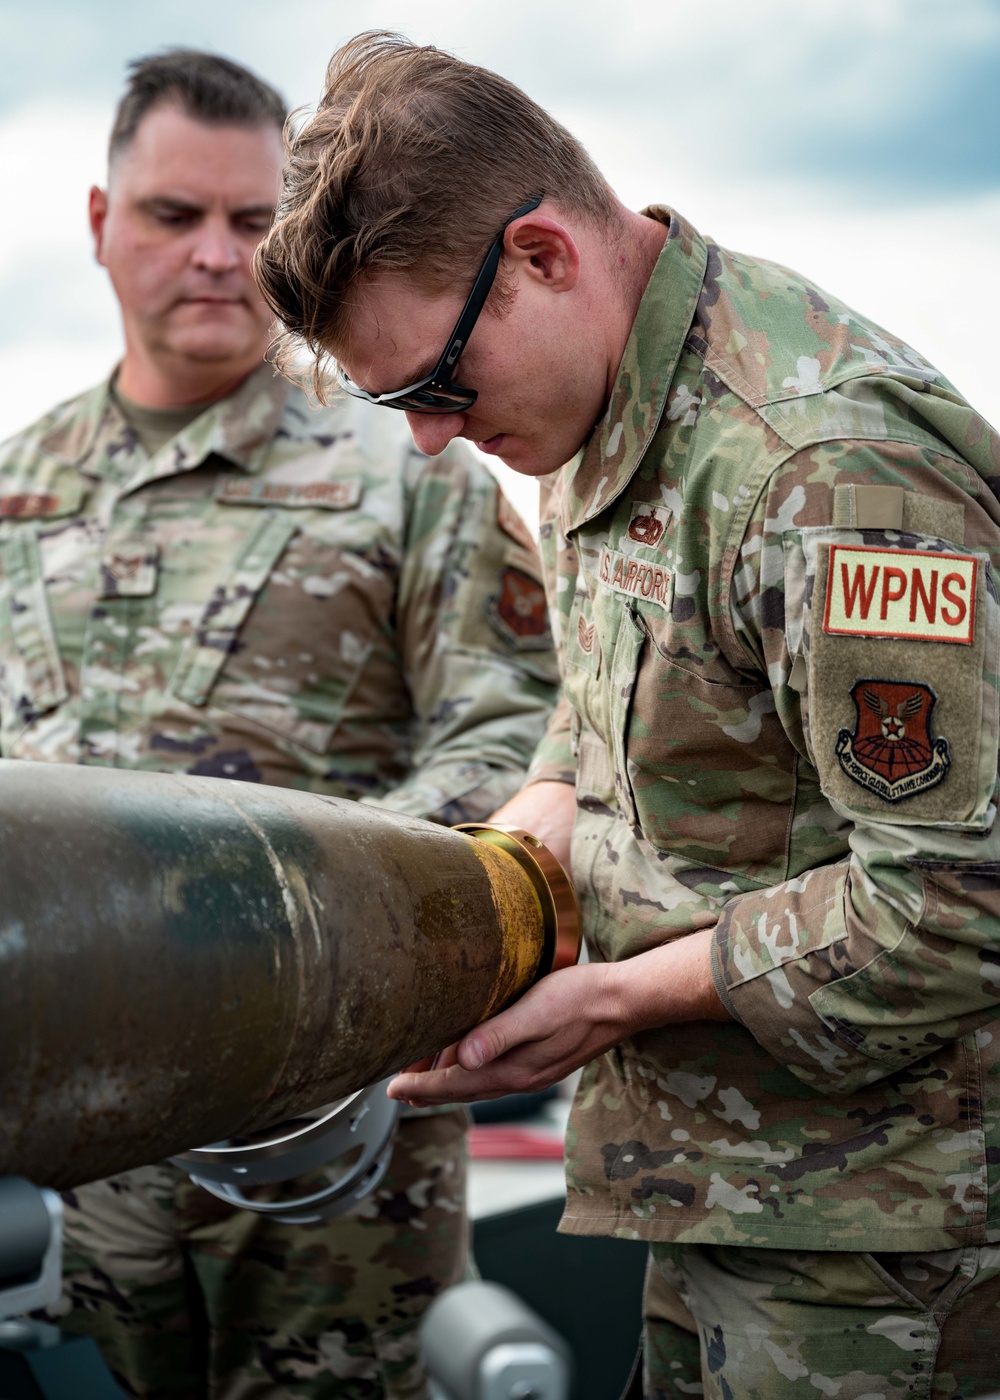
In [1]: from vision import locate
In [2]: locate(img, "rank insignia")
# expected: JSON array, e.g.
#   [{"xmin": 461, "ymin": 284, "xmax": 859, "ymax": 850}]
[
  {"xmin": 836, "ymin": 679, "xmax": 951, "ymax": 803},
  {"xmin": 486, "ymin": 568, "xmax": 551, "ymax": 651},
  {"xmin": 577, "ymin": 614, "xmax": 596, "ymax": 654},
  {"xmin": 625, "ymin": 502, "xmax": 671, "ymax": 550},
  {"xmin": 99, "ymin": 547, "xmax": 160, "ymax": 599}
]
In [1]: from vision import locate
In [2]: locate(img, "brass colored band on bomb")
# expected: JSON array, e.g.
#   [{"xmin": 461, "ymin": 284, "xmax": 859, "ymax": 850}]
[{"xmin": 456, "ymin": 824, "xmax": 580, "ymax": 1022}]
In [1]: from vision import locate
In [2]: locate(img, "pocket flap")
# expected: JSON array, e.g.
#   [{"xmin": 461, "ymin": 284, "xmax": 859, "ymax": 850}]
[
  {"xmin": 0, "ymin": 529, "xmax": 68, "ymax": 714},
  {"xmin": 170, "ymin": 511, "xmax": 298, "ymax": 707}
]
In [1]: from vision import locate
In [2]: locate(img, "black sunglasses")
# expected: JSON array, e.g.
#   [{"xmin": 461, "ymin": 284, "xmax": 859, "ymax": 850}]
[{"xmin": 336, "ymin": 194, "xmax": 544, "ymax": 414}]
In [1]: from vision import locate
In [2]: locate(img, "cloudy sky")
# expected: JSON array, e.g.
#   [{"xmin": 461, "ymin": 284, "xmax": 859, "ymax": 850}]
[{"xmin": 1, "ymin": 0, "xmax": 997, "ymax": 514}]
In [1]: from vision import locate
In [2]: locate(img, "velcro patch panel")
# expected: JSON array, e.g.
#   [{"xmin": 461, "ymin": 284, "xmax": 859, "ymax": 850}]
[{"xmin": 823, "ymin": 545, "xmax": 977, "ymax": 645}]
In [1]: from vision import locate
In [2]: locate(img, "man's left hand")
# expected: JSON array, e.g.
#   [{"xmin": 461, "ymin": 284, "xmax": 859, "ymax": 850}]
[{"xmin": 388, "ymin": 925, "xmax": 730, "ymax": 1106}]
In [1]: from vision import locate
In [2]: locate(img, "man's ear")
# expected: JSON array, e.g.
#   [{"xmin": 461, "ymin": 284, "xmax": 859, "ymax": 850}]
[
  {"xmin": 89, "ymin": 186, "xmax": 109, "ymax": 265},
  {"xmin": 504, "ymin": 216, "xmax": 580, "ymax": 294}
]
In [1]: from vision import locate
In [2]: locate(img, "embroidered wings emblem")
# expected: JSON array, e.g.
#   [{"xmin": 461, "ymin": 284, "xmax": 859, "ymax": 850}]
[
  {"xmin": 836, "ymin": 679, "xmax": 950, "ymax": 803},
  {"xmin": 862, "ymin": 686, "xmax": 924, "ymax": 743}
]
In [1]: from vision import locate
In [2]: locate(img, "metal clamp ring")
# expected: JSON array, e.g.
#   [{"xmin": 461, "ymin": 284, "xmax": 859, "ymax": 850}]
[
  {"xmin": 454, "ymin": 824, "xmax": 580, "ymax": 979},
  {"xmin": 172, "ymin": 1079, "xmax": 400, "ymax": 1224}
]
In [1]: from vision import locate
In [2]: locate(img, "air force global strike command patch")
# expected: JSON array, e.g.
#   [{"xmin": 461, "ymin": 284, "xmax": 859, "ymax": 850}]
[{"xmin": 836, "ymin": 680, "xmax": 951, "ymax": 803}]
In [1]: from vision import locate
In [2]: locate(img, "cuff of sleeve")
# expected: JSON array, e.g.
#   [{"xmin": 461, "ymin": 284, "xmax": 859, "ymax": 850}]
[
  {"xmin": 712, "ymin": 866, "xmax": 889, "ymax": 1094},
  {"xmin": 709, "ymin": 928, "xmax": 747, "ymax": 1027},
  {"xmin": 527, "ymin": 692, "xmax": 575, "ymax": 786},
  {"xmin": 363, "ymin": 761, "xmax": 519, "ymax": 825},
  {"xmin": 526, "ymin": 739, "xmax": 575, "ymax": 787}
]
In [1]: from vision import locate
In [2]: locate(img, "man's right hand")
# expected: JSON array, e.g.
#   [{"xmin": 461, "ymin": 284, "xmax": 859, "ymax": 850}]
[{"xmin": 488, "ymin": 779, "xmax": 576, "ymax": 876}]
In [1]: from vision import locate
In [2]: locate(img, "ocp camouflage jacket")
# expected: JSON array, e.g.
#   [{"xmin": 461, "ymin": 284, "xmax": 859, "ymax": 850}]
[
  {"xmin": 530, "ymin": 207, "xmax": 1000, "ymax": 1250},
  {"xmin": 0, "ymin": 365, "xmax": 558, "ymax": 824}
]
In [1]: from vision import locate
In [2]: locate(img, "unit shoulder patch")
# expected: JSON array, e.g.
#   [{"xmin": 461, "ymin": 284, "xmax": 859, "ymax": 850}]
[
  {"xmin": 486, "ymin": 568, "xmax": 551, "ymax": 651},
  {"xmin": 806, "ymin": 532, "xmax": 996, "ymax": 828},
  {"xmin": 836, "ymin": 679, "xmax": 951, "ymax": 803},
  {"xmin": 824, "ymin": 544, "xmax": 977, "ymax": 645}
]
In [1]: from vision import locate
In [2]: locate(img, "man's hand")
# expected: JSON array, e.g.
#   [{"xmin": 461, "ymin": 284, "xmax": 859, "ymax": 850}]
[
  {"xmin": 488, "ymin": 779, "xmax": 576, "ymax": 874},
  {"xmin": 388, "ymin": 926, "xmax": 729, "ymax": 1106}
]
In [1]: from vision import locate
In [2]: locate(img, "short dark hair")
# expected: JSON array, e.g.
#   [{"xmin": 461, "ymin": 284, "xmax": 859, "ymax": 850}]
[{"xmin": 109, "ymin": 49, "xmax": 287, "ymax": 164}]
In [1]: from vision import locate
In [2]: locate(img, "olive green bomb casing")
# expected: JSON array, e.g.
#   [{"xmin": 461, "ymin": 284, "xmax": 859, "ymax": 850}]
[{"xmin": 0, "ymin": 760, "xmax": 577, "ymax": 1189}]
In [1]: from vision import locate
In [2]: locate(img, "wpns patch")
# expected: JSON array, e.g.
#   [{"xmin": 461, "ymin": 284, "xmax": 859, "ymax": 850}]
[
  {"xmin": 836, "ymin": 679, "xmax": 951, "ymax": 803},
  {"xmin": 824, "ymin": 544, "xmax": 977, "ymax": 645},
  {"xmin": 486, "ymin": 568, "xmax": 551, "ymax": 651},
  {"xmin": 496, "ymin": 492, "xmax": 536, "ymax": 552}
]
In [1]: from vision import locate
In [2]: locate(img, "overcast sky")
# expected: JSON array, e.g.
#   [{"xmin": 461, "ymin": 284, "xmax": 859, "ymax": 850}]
[{"xmin": 1, "ymin": 0, "xmax": 997, "ymax": 515}]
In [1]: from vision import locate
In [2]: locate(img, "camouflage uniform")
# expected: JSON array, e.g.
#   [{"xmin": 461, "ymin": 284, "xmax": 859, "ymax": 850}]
[
  {"xmin": 643, "ymin": 1241, "xmax": 1000, "ymax": 1399},
  {"xmin": 527, "ymin": 207, "xmax": 1000, "ymax": 1395},
  {"xmin": 0, "ymin": 363, "xmax": 558, "ymax": 1399}
]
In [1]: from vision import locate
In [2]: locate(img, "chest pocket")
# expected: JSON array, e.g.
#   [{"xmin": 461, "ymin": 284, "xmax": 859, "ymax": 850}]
[
  {"xmin": 0, "ymin": 528, "xmax": 68, "ymax": 720},
  {"xmin": 612, "ymin": 601, "xmax": 798, "ymax": 885},
  {"xmin": 169, "ymin": 508, "xmax": 379, "ymax": 756}
]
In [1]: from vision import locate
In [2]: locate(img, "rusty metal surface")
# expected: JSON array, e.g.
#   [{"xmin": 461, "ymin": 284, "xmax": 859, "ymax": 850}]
[
  {"xmin": 0, "ymin": 761, "xmax": 568, "ymax": 1190},
  {"xmin": 456, "ymin": 825, "xmax": 581, "ymax": 982}
]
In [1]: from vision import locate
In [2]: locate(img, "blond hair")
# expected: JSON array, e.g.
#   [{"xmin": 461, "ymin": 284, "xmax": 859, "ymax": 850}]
[{"xmin": 254, "ymin": 32, "xmax": 619, "ymax": 393}]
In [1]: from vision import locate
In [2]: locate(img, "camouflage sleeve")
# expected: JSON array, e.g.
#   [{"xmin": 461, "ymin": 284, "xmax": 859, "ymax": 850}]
[
  {"xmin": 525, "ymin": 693, "xmax": 576, "ymax": 785},
  {"xmin": 524, "ymin": 466, "xmax": 576, "ymax": 786},
  {"xmin": 711, "ymin": 440, "xmax": 1000, "ymax": 1095},
  {"xmin": 365, "ymin": 441, "xmax": 560, "ymax": 825}
]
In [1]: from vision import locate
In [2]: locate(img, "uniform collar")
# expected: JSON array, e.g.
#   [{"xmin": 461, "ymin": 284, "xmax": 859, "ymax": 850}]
[
  {"xmin": 561, "ymin": 206, "xmax": 707, "ymax": 534},
  {"xmin": 39, "ymin": 362, "xmax": 290, "ymax": 487}
]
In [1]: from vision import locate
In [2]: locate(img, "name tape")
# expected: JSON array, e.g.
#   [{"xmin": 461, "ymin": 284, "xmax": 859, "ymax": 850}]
[
  {"xmin": 0, "ymin": 493, "xmax": 60, "ymax": 519},
  {"xmin": 824, "ymin": 544, "xmax": 977, "ymax": 645},
  {"xmin": 599, "ymin": 547, "xmax": 672, "ymax": 609},
  {"xmin": 215, "ymin": 477, "xmax": 363, "ymax": 510}
]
